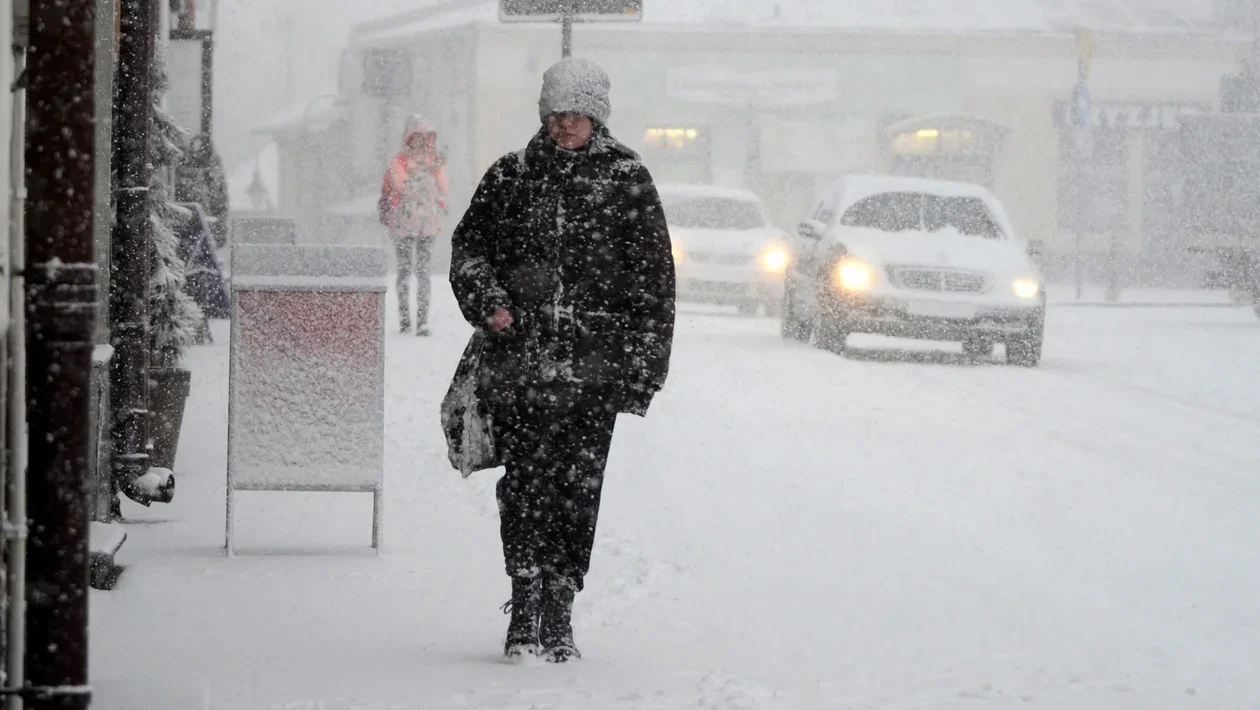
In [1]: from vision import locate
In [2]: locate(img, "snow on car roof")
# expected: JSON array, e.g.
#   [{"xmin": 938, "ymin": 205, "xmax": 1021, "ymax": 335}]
[
  {"xmin": 829, "ymin": 175, "xmax": 1020, "ymax": 239},
  {"xmin": 656, "ymin": 183, "xmax": 764, "ymax": 204},
  {"xmin": 834, "ymin": 175, "xmax": 997, "ymax": 201}
]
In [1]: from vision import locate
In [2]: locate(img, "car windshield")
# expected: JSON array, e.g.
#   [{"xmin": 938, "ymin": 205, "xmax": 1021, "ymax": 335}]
[
  {"xmin": 839, "ymin": 192, "xmax": 1004, "ymax": 239},
  {"xmin": 662, "ymin": 196, "xmax": 766, "ymax": 230}
]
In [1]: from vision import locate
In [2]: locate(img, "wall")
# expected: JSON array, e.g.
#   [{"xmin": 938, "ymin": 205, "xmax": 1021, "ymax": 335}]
[
  {"xmin": 959, "ymin": 42, "xmax": 1242, "ymax": 257},
  {"xmin": 2, "ymin": 0, "xmax": 13, "ymax": 339},
  {"xmin": 370, "ymin": 22, "xmax": 1246, "ymax": 280}
]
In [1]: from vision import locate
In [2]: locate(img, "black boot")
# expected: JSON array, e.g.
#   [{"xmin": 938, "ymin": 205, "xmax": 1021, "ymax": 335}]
[
  {"xmin": 501, "ymin": 576, "xmax": 542, "ymax": 660},
  {"xmin": 540, "ymin": 576, "xmax": 580, "ymax": 663}
]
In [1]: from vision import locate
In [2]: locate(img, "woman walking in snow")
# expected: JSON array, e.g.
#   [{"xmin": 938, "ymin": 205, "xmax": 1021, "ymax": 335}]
[
  {"xmin": 380, "ymin": 115, "xmax": 449, "ymax": 336},
  {"xmin": 448, "ymin": 58, "xmax": 676, "ymax": 662}
]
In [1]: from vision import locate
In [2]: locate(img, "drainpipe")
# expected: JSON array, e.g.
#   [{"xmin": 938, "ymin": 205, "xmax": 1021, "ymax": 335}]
[{"xmin": 5, "ymin": 44, "xmax": 27, "ymax": 710}]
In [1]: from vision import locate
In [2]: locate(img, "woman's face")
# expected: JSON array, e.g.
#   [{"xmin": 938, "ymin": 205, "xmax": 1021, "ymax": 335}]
[
  {"xmin": 408, "ymin": 132, "xmax": 436, "ymax": 155},
  {"xmin": 547, "ymin": 113, "xmax": 594, "ymax": 150}
]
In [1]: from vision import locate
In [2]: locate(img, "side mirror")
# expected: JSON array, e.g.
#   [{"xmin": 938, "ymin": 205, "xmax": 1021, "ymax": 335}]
[
  {"xmin": 1026, "ymin": 239, "xmax": 1044, "ymax": 259},
  {"xmin": 798, "ymin": 220, "xmax": 825, "ymax": 240}
]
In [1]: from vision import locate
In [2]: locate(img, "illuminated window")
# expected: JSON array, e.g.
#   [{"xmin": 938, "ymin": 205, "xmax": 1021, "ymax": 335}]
[
  {"xmin": 645, "ymin": 126, "xmax": 702, "ymax": 151},
  {"xmin": 891, "ymin": 128, "xmax": 978, "ymax": 157}
]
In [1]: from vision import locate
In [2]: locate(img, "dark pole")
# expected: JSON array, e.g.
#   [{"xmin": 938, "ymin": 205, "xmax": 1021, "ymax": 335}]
[
  {"xmin": 178, "ymin": 0, "xmax": 198, "ymax": 33},
  {"xmin": 561, "ymin": 4, "xmax": 573, "ymax": 58},
  {"xmin": 24, "ymin": 0, "xmax": 98, "ymax": 706},
  {"xmin": 110, "ymin": 0, "xmax": 155, "ymax": 504}
]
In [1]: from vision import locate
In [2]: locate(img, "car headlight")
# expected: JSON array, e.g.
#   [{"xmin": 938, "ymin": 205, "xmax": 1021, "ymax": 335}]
[
  {"xmin": 672, "ymin": 244, "xmax": 684, "ymax": 262},
  {"xmin": 835, "ymin": 259, "xmax": 873, "ymax": 292},
  {"xmin": 1012, "ymin": 279, "xmax": 1040, "ymax": 299},
  {"xmin": 760, "ymin": 247, "xmax": 789, "ymax": 273}
]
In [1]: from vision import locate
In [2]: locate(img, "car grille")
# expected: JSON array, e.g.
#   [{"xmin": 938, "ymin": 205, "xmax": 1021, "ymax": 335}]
[
  {"xmin": 688, "ymin": 252, "xmax": 755, "ymax": 266},
  {"xmin": 888, "ymin": 267, "xmax": 989, "ymax": 293}
]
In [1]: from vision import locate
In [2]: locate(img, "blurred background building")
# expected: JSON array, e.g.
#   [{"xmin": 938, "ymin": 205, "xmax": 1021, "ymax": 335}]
[{"xmin": 237, "ymin": 0, "xmax": 1255, "ymax": 287}]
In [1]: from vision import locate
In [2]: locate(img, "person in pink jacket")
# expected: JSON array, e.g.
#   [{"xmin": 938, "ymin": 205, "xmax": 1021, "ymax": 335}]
[{"xmin": 379, "ymin": 115, "xmax": 449, "ymax": 335}]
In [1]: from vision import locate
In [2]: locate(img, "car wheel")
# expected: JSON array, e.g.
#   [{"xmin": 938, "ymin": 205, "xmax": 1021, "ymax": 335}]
[
  {"xmin": 780, "ymin": 284, "xmax": 810, "ymax": 342},
  {"xmin": 764, "ymin": 298, "xmax": 782, "ymax": 318},
  {"xmin": 812, "ymin": 310, "xmax": 850, "ymax": 353},
  {"xmin": 737, "ymin": 302, "xmax": 759, "ymax": 317},
  {"xmin": 1005, "ymin": 325, "xmax": 1044, "ymax": 367},
  {"xmin": 962, "ymin": 337, "xmax": 994, "ymax": 358}
]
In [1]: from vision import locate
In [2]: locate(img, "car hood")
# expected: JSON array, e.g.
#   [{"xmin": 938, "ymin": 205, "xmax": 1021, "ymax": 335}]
[
  {"xmin": 670, "ymin": 226, "xmax": 786, "ymax": 256},
  {"xmin": 837, "ymin": 227, "xmax": 1035, "ymax": 275}
]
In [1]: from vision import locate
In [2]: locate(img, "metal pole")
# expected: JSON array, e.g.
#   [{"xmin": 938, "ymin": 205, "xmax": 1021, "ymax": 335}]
[
  {"xmin": 24, "ymin": 0, "xmax": 98, "ymax": 706},
  {"xmin": 111, "ymin": 0, "xmax": 154, "ymax": 505},
  {"xmin": 1074, "ymin": 227, "xmax": 1083, "ymax": 299},
  {"xmin": 178, "ymin": 0, "xmax": 197, "ymax": 32},
  {"xmin": 561, "ymin": 7, "xmax": 573, "ymax": 58},
  {"xmin": 5, "ymin": 47, "xmax": 28, "ymax": 710}
]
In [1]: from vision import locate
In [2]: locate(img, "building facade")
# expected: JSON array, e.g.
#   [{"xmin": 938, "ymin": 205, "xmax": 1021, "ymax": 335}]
[{"xmin": 264, "ymin": 0, "xmax": 1249, "ymax": 284}]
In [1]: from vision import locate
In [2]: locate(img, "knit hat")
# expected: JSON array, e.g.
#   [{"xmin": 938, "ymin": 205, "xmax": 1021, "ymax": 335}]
[{"xmin": 538, "ymin": 58, "xmax": 612, "ymax": 124}]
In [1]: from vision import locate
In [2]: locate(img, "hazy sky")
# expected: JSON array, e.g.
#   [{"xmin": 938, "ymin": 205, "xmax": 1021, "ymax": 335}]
[{"xmin": 213, "ymin": 0, "xmax": 430, "ymax": 173}]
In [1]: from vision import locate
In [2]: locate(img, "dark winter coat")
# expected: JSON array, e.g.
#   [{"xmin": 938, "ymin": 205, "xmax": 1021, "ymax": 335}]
[{"xmin": 449, "ymin": 125, "xmax": 676, "ymax": 418}]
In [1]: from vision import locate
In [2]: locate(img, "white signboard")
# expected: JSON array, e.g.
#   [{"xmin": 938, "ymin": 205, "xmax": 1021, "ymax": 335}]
[
  {"xmin": 1053, "ymin": 100, "xmax": 1205, "ymax": 132},
  {"xmin": 168, "ymin": 37, "xmax": 205, "ymax": 135},
  {"xmin": 500, "ymin": 0, "xmax": 643, "ymax": 22},
  {"xmin": 227, "ymin": 244, "xmax": 388, "ymax": 554},
  {"xmin": 666, "ymin": 67, "xmax": 839, "ymax": 107}
]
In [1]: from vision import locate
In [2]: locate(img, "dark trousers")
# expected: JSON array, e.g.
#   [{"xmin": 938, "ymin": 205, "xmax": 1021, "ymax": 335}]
[
  {"xmin": 495, "ymin": 405, "xmax": 617, "ymax": 591},
  {"xmin": 394, "ymin": 236, "xmax": 433, "ymax": 329}
]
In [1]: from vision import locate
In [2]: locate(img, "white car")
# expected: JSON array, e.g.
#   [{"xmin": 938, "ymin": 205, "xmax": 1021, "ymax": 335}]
[
  {"xmin": 780, "ymin": 176, "xmax": 1046, "ymax": 366},
  {"xmin": 661, "ymin": 183, "xmax": 790, "ymax": 316}
]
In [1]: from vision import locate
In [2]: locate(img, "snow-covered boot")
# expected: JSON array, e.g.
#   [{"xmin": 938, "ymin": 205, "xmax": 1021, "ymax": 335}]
[
  {"xmin": 540, "ymin": 576, "xmax": 580, "ymax": 663},
  {"xmin": 502, "ymin": 576, "xmax": 542, "ymax": 659}
]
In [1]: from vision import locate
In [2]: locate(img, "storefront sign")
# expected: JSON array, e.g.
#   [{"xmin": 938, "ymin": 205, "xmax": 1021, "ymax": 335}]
[
  {"xmin": 666, "ymin": 66, "xmax": 839, "ymax": 107},
  {"xmin": 1054, "ymin": 100, "xmax": 1204, "ymax": 132}
]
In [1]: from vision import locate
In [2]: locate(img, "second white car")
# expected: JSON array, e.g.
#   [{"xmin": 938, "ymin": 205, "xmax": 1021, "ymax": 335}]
[{"xmin": 661, "ymin": 183, "xmax": 789, "ymax": 316}]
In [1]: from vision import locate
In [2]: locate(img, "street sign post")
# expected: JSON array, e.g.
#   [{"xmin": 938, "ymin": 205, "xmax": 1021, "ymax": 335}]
[{"xmin": 500, "ymin": 0, "xmax": 642, "ymax": 57}]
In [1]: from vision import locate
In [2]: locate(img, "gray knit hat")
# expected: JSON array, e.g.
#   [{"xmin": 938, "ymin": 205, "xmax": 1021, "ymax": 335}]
[{"xmin": 538, "ymin": 58, "xmax": 611, "ymax": 124}]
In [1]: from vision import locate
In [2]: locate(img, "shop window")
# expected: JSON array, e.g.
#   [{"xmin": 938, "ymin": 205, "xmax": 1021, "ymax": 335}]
[
  {"xmin": 642, "ymin": 125, "xmax": 711, "ymax": 184},
  {"xmin": 644, "ymin": 126, "xmax": 702, "ymax": 151},
  {"xmin": 884, "ymin": 117, "xmax": 1008, "ymax": 188}
]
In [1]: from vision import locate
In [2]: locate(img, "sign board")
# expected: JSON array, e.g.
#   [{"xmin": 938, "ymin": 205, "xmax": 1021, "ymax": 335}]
[
  {"xmin": 499, "ymin": 0, "xmax": 643, "ymax": 22},
  {"xmin": 227, "ymin": 244, "xmax": 388, "ymax": 554},
  {"xmin": 1054, "ymin": 100, "xmax": 1205, "ymax": 132},
  {"xmin": 666, "ymin": 66, "xmax": 839, "ymax": 107}
]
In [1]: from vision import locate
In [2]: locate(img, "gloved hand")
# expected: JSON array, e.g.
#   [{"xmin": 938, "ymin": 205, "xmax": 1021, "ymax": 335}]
[{"xmin": 620, "ymin": 382, "xmax": 656, "ymax": 417}]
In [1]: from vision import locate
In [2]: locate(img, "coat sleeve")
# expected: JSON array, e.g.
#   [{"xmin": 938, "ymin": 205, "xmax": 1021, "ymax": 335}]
[
  {"xmin": 620, "ymin": 165, "xmax": 676, "ymax": 412},
  {"xmin": 449, "ymin": 157, "xmax": 517, "ymax": 328}
]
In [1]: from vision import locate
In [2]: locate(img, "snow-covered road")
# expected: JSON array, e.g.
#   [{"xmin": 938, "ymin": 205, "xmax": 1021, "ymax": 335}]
[{"xmin": 92, "ymin": 281, "xmax": 1260, "ymax": 710}]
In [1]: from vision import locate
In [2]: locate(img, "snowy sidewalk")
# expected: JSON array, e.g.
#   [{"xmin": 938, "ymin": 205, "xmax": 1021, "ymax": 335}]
[{"xmin": 91, "ymin": 280, "xmax": 1260, "ymax": 710}]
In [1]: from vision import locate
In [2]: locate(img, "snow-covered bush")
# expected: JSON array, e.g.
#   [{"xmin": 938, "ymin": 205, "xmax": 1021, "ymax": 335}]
[{"xmin": 149, "ymin": 46, "xmax": 204, "ymax": 368}]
